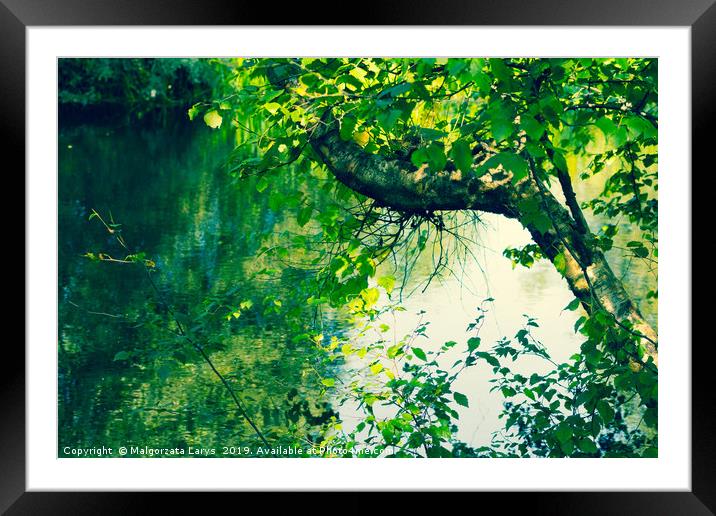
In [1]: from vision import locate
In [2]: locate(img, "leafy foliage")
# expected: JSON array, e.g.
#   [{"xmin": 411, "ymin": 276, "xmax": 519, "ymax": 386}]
[{"xmin": 67, "ymin": 58, "xmax": 659, "ymax": 458}]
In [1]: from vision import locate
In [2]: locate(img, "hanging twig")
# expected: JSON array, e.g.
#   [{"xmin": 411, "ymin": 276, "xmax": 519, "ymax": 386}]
[{"xmin": 88, "ymin": 209, "xmax": 271, "ymax": 447}]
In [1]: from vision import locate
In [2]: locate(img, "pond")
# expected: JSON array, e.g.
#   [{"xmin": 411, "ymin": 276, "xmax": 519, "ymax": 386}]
[{"xmin": 58, "ymin": 118, "xmax": 656, "ymax": 456}]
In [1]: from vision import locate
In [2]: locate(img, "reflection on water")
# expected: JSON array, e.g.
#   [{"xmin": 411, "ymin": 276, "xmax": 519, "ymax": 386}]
[{"xmin": 59, "ymin": 120, "xmax": 655, "ymax": 454}]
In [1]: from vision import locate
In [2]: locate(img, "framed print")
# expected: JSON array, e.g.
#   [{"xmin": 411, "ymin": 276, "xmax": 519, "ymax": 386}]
[{"xmin": 3, "ymin": 0, "xmax": 714, "ymax": 512}]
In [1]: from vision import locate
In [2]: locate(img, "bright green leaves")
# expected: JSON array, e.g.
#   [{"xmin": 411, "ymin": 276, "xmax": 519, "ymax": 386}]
[
  {"xmin": 376, "ymin": 109, "xmax": 403, "ymax": 132},
  {"xmin": 412, "ymin": 347, "xmax": 427, "ymax": 361},
  {"xmin": 339, "ymin": 116, "xmax": 357, "ymax": 141},
  {"xmin": 203, "ymin": 109, "xmax": 223, "ymax": 129},
  {"xmin": 519, "ymin": 113, "xmax": 545, "ymax": 141},
  {"xmin": 626, "ymin": 240, "xmax": 651, "ymax": 259},
  {"xmin": 474, "ymin": 351, "xmax": 500, "ymax": 368},
  {"xmin": 425, "ymin": 143, "xmax": 447, "ymax": 171},
  {"xmin": 476, "ymin": 152, "xmax": 529, "ymax": 183},
  {"xmin": 553, "ymin": 252, "xmax": 568, "ymax": 276},
  {"xmin": 551, "ymin": 148, "xmax": 569, "ymax": 174},
  {"xmin": 595, "ymin": 116, "xmax": 628, "ymax": 148},
  {"xmin": 255, "ymin": 176, "xmax": 269, "ymax": 193},
  {"xmin": 537, "ymin": 93, "xmax": 563, "ymax": 127},
  {"xmin": 262, "ymin": 102, "xmax": 282, "ymax": 115},
  {"xmin": 360, "ymin": 287, "xmax": 380, "ymax": 308},
  {"xmin": 335, "ymin": 73, "xmax": 364, "ymax": 91},
  {"xmin": 449, "ymin": 139, "xmax": 473, "ymax": 174},
  {"xmin": 321, "ymin": 378, "xmax": 336, "ymax": 388},
  {"xmin": 554, "ymin": 423, "xmax": 572, "ymax": 445},
  {"xmin": 411, "ymin": 142, "xmax": 448, "ymax": 172},
  {"xmin": 410, "ymin": 147, "xmax": 429, "ymax": 168},
  {"xmin": 377, "ymin": 275, "xmax": 396, "ymax": 294},
  {"xmin": 623, "ymin": 115, "xmax": 657, "ymax": 141},
  {"xmin": 187, "ymin": 103, "xmax": 200, "ymax": 121},
  {"xmin": 487, "ymin": 99, "xmax": 516, "ymax": 143},
  {"xmin": 503, "ymin": 244, "xmax": 545, "ymax": 269},
  {"xmin": 379, "ymin": 82, "xmax": 412, "ymax": 99},
  {"xmin": 489, "ymin": 58, "xmax": 514, "ymax": 88}
]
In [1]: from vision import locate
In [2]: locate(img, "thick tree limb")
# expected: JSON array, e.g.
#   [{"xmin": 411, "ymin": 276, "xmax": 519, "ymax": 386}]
[{"xmin": 311, "ymin": 127, "xmax": 658, "ymax": 367}]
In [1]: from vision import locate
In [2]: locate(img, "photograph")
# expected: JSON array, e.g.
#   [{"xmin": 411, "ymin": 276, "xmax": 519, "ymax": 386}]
[{"xmin": 57, "ymin": 56, "xmax": 659, "ymax": 459}]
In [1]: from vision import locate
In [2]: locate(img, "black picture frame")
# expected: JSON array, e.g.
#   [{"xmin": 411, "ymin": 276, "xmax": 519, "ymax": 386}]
[{"xmin": 3, "ymin": 0, "xmax": 713, "ymax": 513}]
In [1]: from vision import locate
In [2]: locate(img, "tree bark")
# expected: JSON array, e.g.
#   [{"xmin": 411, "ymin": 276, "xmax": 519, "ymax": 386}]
[{"xmin": 311, "ymin": 127, "xmax": 658, "ymax": 367}]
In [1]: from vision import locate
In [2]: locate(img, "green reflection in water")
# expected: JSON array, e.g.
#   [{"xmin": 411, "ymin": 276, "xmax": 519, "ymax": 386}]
[{"xmin": 59, "ymin": 121, "xmax": 340, "ymax": 457}]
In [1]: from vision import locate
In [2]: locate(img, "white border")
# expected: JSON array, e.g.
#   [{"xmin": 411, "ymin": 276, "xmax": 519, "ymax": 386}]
[{"xmin": 27, "ymin": 27, "xmax": 691, "ymax": 491}]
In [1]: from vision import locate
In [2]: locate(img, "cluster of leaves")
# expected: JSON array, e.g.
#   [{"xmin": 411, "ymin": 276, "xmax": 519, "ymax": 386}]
[
  {"xmin": 192, "ymin": 57, "xmax": 656, "ymax": 194},
  {"xmin": 312, "ymin": 300, "xmax": 490, "ymax": 458},
  {"xmin": 485, "ymin": 306, "xmax": 657, "ymax": 458}
]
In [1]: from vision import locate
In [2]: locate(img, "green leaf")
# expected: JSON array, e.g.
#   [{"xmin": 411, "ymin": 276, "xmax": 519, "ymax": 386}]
[
  {"xmin": 187, "ymin": 104, "xmax": 200, "ymax": 121},
  {"xmin": 203, "ymin": 110, "xmax": 223, "ymax": 129},
  {"xmin": 369, "ymin": 363, "xmax": 384, "ymax": 375},
  {"xmin": 490, "ymin": 119, "xmax": 514, "ymax": 142},
  {"xmin": 577, "ymin": 438, "xmax": 598, "ymax": 454},
  {"xmin": 501, "ymin": 387, "xmax": 516, "ymax": 397},
  {"xmin": 552, "ymin": 149, "xmax": 568, "ymax": 174},
  {"xmin": 453, "ymin": 392, "xmax": 469, "ymax": 408},
  {"xmin": 475, "ymin": 352, "xmax": 499, "ymax": 368},
  {"xmin": 360, "ymin": 287, "xmax": 380, "ymax": 307},
  {"xmin": 377, "ymin": 275, "xmax": 396, "ymax": 294},
  {"xmin": 321, "ymin": 378, "xmax": 336, "ymax": 388},
  {"xmin": 336, "ymin": 73, "xmax": 364, "ymax": 91},
  {"xmin": 623, "ymin": 115, "xmax": 657, "ymax": 139},
  {"xmin": 642, "ymin": 447, "xmax": 658, "ymax": 458},
  {"xmin": 489, "ymin": 58, "xmax": 513, "ymax": 84},
  {"xmin": 477, "ymin": 152, "xmax": 528, "ymax": 183},
  {"xmin": 377, "ymin": 109, "xmax": 402, "ymax": 132},
  {"xmin": 418, "ymin": 127, "xmax": 446, "ymax": 141},
  {"xmin": 426, "ymin": 143, "xmax": 447, "ymax": 171},
  {"xmin": 595, "ymin": 116, "xmax": 617, "ymax": 140},
  {"xmin": 518, "ymin": 197, "xmax": 551, "ymax": 234},
  {"xmin": 467, "ymin": 337, "xmax": 481, "ymax": 352},
  {"xmin": 297, "ymin": 205, "xmax": 313, "ymax": 227},
  {"xmin": 520, "ymin": 114, "xmax": 545, "ymax": 140},
  {"xmin": 564, "ymin": 298, "xmax": 581, "ymax": 311},
  {"xmin": 263, "ymin": 102, "xmax": 281, "ymax": 115},
  {"xmin": 380, "ymin": 82, "xmax": 411, "ymax": 98},
  {"xmin": 488, "ymin": 100, "xmax": 516, "ymax": 142},
  {"xmin": 340, "ymin": 116, "xmax": 357, "ymax": 141},
  {"xmin": 554, "ymin": 423, "xmax": 572, "ymax": 444},
  {"xmin": 410, "ymin": 147, "xmax": 429, "ymax": 167},
  {"xmin": 596, "ymin": 400, "xmax": 614, "ymax": 423},
  {"xmin": 450, "ymin": 139, "xmax": 473, "ymax": 174},
  {"xmin": 553, "ymin": 252, "xmax": 567, "ymax": 276},
  {"xmin": 412, "ymin": 347, "xmax": 427, "ymax": 361}
]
